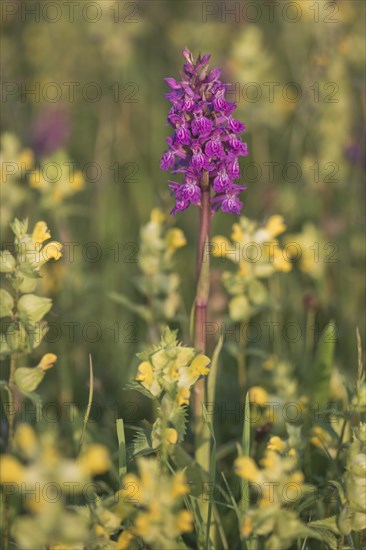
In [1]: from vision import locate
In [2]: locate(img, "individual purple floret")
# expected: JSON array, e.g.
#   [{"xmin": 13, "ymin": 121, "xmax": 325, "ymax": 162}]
[{"xmin": 161, "ymin": 49, "xmax": 248, "ymax": 215}]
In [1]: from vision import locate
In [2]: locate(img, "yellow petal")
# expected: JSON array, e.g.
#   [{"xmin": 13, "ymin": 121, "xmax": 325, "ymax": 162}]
[
  {"xmin": 165, "ymin": 428, "xmax": 178, "ymax": 445},
  {"xmin": 136, "ymin": 361, "xmax": 154, "ymax": 384},
  {"xmin": 116, "ymin": 531, "xmax": 134, "ymax": 550},
  {"xmin": 32, "ymin": 221, "xmax": 51, "ymax": 244},
  {"xmin": 150, "ymin": 207, "xmax": 166, "ymax": 224},
  {"xmin": 265, "ymin": 215, "xmax": 286, "ymax": 238},
  {"xmin": 176, "ymin": 387, "xmax": 190, "ymax": 406},
  {"xmin": 176, "ymin": 510, "xmax": 193, "ymax": 532},
  {"xmin": 38, "ymin": 353, "xmax": 57, "ymax": 370},
  {"xmin": 41, "ymin": 241, "xmax": 63, "ymax": 262},
  {"xmin": 191, "ymin": 354, "xmax": 210, "ymax": 373},
  {"xmin": 231, "ymin": 222, "xmax": 244, "ymax": 242},
  {"xmin": 0, "ymin": 455, "xmax": 25, "ymax": 484},
  {"xmin": 166, "ymin": 228, "xmax": 186, "ymax": 250},
  {"xmin": 211, "ymin": 236, "xmax": 231, "ymax": 258},
  {"xmin": 18, "ymin": 148, "xmax": 34, "ymax": 169},
  {"xmin": 242, "ymin": 516, "xmax": 253, "ymax": 538},
  {"xmin": 70, "ymin": 170, "xmax": 84, "ymax": 192},
  {"xmin": 79, "ymin": 444, "xmax": 110, "ymax": 476},
  {"xmin": 267, "ymin": 436, "xmax": 286, "ymax": 453},
  {"xmin": 172, "ymin": 471, "xmax": 189, "ymax": 497},
  {"xmin": 249, "ymin": 386, "xmax": 269, "ymax": 406},
  {"xmin": 15, "ymin": 424, "xmax": 37, "ymax": 456},
  {"xmin": 234, "ymin": 456, "xmax": 260, "ymax": 482}
]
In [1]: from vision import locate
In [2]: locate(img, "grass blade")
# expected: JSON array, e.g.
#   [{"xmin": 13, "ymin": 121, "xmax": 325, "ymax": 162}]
[
  {"xmin": 116, "ymin": 417, "xmax": 127, "ymax": 481},
  {"xmin": 78, "ymin": 354, "xmax": 94, "ymax": 452}
]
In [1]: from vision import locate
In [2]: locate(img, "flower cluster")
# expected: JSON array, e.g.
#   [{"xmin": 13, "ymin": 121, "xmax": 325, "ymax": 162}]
[
  {"xmin": 0, "ymin": 133, "xmax": 34, "ymax": 229},
  {"xmin": 28, "ymin": 150, "xmax": 85, "ymax": 206},
  {"xmin": 338, "ymin": 422, "xmax": 366, "ymax": 534},
  {"xmin": 212, "ymin": 215, "xmax": 292, "ymax": 321},
  {"xmin": 111, "ymin": 208, "xmax": 186, "ymax": 331},
  {"xmin": 0, "ymin": 219, "xmax": 62, "ymax": 358},
  {"xmin": 115, "ymin": 458, "xmax": 193, "ymax": 549},
  {"xmin": 138, "ymin": 208, "xmax": 186, "ymax": 321},
  {"xmin": 132, "ymin": 327, "xmax": 210, "ymax": 452},
  {"xmin": 160, "ymin": 49, "xmax": 248, "ymax": 215},
  {"xmin": 235, "ymin": 442, "xmax": 318, "ymax": 549},
  {"xmin": 0, "ymin": 424, "xmax": 110, "ymax": 550}
]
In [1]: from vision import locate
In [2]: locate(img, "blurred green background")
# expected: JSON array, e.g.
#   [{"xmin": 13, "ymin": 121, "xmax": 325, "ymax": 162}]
[{"xmin": 1, "ymin": 1, "xmax": 365, "ymax": 443}]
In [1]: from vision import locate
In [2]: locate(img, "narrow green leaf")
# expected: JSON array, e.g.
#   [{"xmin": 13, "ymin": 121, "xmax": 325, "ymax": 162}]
[
  {"xmin": 79, "ymin": 354, "xmax": 94, "ymax": 452},
  {"xmin": 116, "ymin": 418, "xmax": 127, "ymax": 481},
  {"xmin": 207, "ymin": 335, "xmax": 223, "ymax": 405},
  {"xmin": 311, "ymin": 321, "xmax": 336, "ymax": 407}
]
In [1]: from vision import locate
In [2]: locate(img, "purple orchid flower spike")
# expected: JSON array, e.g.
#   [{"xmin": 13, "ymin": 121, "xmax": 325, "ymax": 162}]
[{"xmin": 160, "ymin": 49, "xmax": 248, "ymax": 215}]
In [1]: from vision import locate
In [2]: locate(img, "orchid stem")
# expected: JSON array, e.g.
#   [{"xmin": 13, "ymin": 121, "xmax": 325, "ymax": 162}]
[{"xmin": 193, "ymin": 175, "xmax": 211, "ymax": 470}]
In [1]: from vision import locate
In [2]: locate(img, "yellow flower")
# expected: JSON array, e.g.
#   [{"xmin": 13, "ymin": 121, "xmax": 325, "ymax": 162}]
[
  {"xmin": 267, "ymin": 436, "xmax": 286, "ymax": 453},
  {"xmin": 32, "ymin": 221, "xmax": 51, "ymax": 244},
  {"xmin": 249, "ymin": 386, "xmax": 269, "ymax": 406},
  {"xmin": 14, "ymin": 424, "xmax": 37, "ymax": 456},
  {"xmin": 263, "ymin": 356, "xmax": 275, "ymax": 371},
  {"xmin": 176, "ymin": 387, "xmax": 190, "ymax": 406},
  {"xmin": 70, "ymin": 170, "xmax": 84, "ymax": 192},
  {"xmin": 190, "ymin": 354, "xmax": 211, "ymax": 376},
  {"xmin": 150, "ymin": 207, "xmax": 166, "ymax": 224},
  {"xmin": 260, "ymin": 450, "xmax": 277, "ymax": 470},
  {"xmin": 18, "ymin": 148, "xmax": 34, "ymax": 170},
  {"xmin": 211, "ymin": 235, "xmax": 231, "ymax": 258},
  {"xmin": 231, "ymin": 223, "xmax": 244, "ymax": 243},
  {"xmin": 135, "ymin": 361, "xmax": 161, "ymax": 396},
  {"xmin": 38, "ymin": 353, "xmax": 57, "ymax": 371},
  {"xmin": 175, "ymin": 510, "xmax": 193, "ymax": 532},
  {"xmin": 290, "ymin": 471, "xmax": 304, "ymax": 485},
  {"xmin": 265, "ymin": 215, "xmax": 286, "ymax": 238},
  {"xmin": 29, "ymin": 169, "xmax": 47, "ymax": 189},
  {"xmin": 95, "ymin": 525, "xmax": 108, "ymax": 538},
  {"xmin": 165, "ymin": 428, "xmax": 178, "ymax": 445},
  {"xmin": 136, "ymin": 361, "xmax": 154, "ymax": 385},
  {"xmin": 235, "ymin": 456, "xmax": 260, "ymax": 482},
  {"xmin": 242, "ymin": 516, "xmax": 253, "ymax": 537},
  {"xmin": 117, "ymin": 530, "xmax": 134, "ymax": 549},
  {"xmin": 40, "ymin": 241, "xmax": 63, "ymax": 262},
  {"xmin": 311, "ymin": 426, "xmax": 332, "ymax": 449},
  {"xmin": 79, "ymin": 444, "xmax": 110, "ymax": 476},
  {"xmin": 134, "ymin": 512, "xmax": 152, "ymax": 536},
  {"xmin": 172, "ymin": 471, "xmax": 189, "ymax": 497},
  {"xmin": 288, "ymin": 448, "xmax": 297, "ymax": 458},
  {"xmin": 119, "ymin": 473, "xmax": 142, "ymax": 504},
  {"xmin": 273, "ymin": 246, "xmax": 292, "ymax": 272},
  {"xmin": 0, "ymin": 455, "xmax": 25, "ymax": 483},
  {"xmin": 166, "ymin": 228, "xmax": 186, "ymax": 251}
]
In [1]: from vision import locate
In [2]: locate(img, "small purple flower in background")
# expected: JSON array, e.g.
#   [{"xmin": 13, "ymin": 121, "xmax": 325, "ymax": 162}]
[
  {"xmin": 161, "ymin": 49, "xmax": 248, "ymax": 215},
  {"xmin": 31, "ymin": 107, "xmax": 71, "ymax": 156}
]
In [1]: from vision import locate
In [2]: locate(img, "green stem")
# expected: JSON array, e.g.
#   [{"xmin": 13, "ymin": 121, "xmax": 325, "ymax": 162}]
[{"xmin": 238, "ymin": 322, "xmax": 247, "ymax": 395}]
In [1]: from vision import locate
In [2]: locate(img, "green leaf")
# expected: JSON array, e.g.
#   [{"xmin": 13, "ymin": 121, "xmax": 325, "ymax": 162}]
[
  {"xmin": 14, "ymin": 366, "xmax": 45, "ymax": 392},
  {"xmin": 127, "ymin": 426, "xmax": 153, "ymax": 459},
  {"xmin": 170, "ymin": 406, "xmax": 188, "ymax": 440},
  {"xmin": 124, "ymin": 380, "xmax": 154, "ymax": 400},
  {"xmin": 311, "ymin": 321, "xmax": 336, "ymax": 407},
  {"xmin": 308, "ymin": 515, "xmax": 340, "ymax": 535}
]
